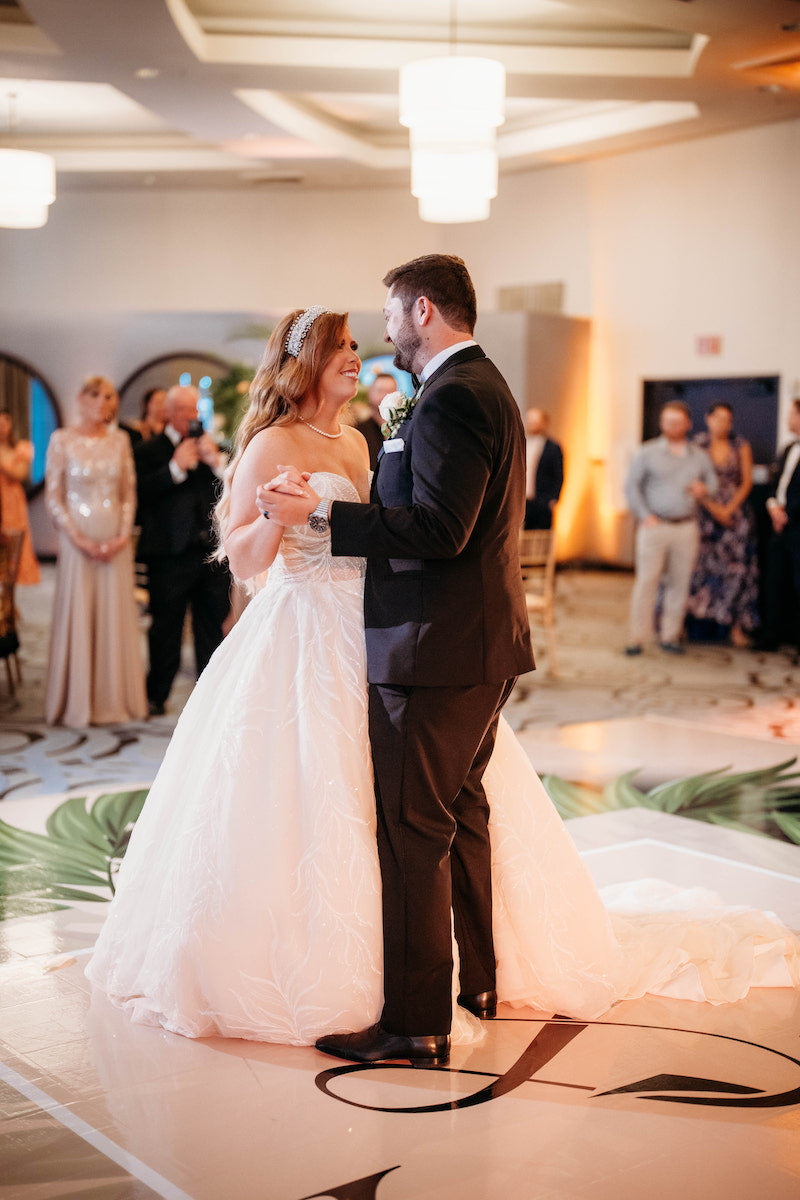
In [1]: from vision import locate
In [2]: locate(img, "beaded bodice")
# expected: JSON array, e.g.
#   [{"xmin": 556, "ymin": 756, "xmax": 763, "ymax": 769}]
[
  {"xmin": 45, "ymin": 426, "xmax": 136, "ymax": 542},
  {"xmin": 270, "ymin": 471, "xmax": 364, "ymax": 584}
]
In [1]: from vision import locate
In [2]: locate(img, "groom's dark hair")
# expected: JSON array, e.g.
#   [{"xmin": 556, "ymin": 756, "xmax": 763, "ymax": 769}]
[{"xmin": 383, "ymin": 254, "xmax": 477, "ymax": 334}]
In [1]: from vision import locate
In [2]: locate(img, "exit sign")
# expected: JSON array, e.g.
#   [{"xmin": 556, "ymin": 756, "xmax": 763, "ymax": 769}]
[{"xmin": 696, "ymin": 335, "xmax": 722, "ymax": 355}]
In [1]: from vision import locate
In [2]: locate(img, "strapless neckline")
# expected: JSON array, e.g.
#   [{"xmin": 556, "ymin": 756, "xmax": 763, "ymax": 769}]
[{"xmin": 306, "ymin": 470, "xmax": 360, "ymax": 502}]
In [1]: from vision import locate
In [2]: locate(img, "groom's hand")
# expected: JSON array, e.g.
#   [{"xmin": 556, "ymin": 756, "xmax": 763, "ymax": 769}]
[{"xmin": 258, "ymin": 466, "xmax": 319, "ymax": 525}]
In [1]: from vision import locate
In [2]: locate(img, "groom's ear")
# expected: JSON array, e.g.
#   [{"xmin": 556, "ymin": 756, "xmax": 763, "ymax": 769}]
[{"xmin": 415, "ymin": 296, "xmax": 433, "ymax": 326}]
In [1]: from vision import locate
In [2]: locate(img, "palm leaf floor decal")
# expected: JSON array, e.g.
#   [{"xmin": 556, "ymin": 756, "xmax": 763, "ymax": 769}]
[
  {"xmin": 0, "ymin": 789, "xmax": 148, "ymax": 918},
  {"xmin": 0, "ymin": 761, "xmax": 799, "ymax": 922},
  {"xmin": 543, "ymin": 757, "xmax": 800, "ymax": 843}
]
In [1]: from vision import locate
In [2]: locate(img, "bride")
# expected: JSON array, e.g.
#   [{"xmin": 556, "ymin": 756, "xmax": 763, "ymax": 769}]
[{"xmin": 86, "ymin": 307, "xmax": 799, "ymax": 1045}]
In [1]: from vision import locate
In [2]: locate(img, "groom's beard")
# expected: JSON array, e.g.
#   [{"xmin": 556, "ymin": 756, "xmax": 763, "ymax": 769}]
[{"xmin": 391, "ymin": 316, "xmax": 423, "ymax": 375}]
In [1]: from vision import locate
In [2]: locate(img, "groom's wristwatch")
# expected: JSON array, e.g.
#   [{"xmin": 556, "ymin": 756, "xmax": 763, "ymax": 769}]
[{"xmin": 307, "ymin": 499, "xmax": 330, "ymax": 534}]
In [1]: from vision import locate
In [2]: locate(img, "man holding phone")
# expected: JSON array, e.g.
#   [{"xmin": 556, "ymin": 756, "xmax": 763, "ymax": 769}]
[{"xmin": 134, "ymin": 385, "xmax": 230, "ymax": 715}]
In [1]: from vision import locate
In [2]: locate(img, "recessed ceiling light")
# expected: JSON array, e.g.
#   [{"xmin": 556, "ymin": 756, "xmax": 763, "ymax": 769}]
[{"xmin": 135, "ymin": 68, "xmax": 159, "ymax": 80}]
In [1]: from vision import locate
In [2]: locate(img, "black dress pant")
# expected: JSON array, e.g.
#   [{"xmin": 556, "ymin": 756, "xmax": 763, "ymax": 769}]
[
  {"xmin": 368, "ymin": 676, "xmax": 516, "ymax": 1036},
  {"xmin": 524, "ymin": 498, "xmax": 553, "ymax": 530},
  {"xmin": 762, "ymin": 523, "xmax": 800, "ymax": 646},
  {"xmin": 145, "ymin": 549, "xmax": 231, "ymax": 707}
]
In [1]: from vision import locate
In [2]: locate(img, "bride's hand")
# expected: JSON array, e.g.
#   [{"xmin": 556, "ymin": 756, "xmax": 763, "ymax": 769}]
[
  {"xmin": 256, "ymin": 467, "xmax": 308, "ymax": 515},
  {"xmin": 257, "ymin": 469, "xmax": 320, "ymax": 526},
  {"xmin": 261, "ymin": 465, "xmax": 311, "ymax": 496}
]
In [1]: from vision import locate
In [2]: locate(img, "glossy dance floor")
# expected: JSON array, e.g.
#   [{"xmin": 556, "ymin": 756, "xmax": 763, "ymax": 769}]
[
  {"xmin": 2, "ymin": 569, "xmax": 799, "ymax": 1198},
  {"xmin": 0, "ymin": 805, "xmax": 798, "ymax": 1200}
]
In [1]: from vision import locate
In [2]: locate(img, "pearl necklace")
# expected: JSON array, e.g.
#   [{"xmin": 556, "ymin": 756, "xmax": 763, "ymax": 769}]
[{"xmin": 298, "ymin": 415, "xmax": 343, "ymax": 439}]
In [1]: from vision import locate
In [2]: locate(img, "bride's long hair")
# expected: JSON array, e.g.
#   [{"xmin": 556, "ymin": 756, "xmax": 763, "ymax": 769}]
[{"xmin": 213, "ymin": 308, "xmax": 349, "ymax": 558}]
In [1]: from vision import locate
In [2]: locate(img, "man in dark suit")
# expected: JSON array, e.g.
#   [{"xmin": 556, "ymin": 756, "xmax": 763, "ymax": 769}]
[
  {"xmin": 264, "ymin": 255, "xmax": 535, "ymax": 1066},
  {"xmin": 757, "ymin": 398, "xmax": 800, "ymax": 649},
  {"xmin": 135, "ymin": 385, "xmax": 230, "ymax": 715},
  {"xmin": 523, "ymin": 407, "xmax": 564, "ymax": 530}
]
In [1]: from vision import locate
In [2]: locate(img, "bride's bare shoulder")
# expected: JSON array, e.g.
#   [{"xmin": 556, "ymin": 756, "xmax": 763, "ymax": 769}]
[
  {"xmin": 231, "ymin": 426, "xmax": 301, "ymax": 493},
  {"xmin": 342, "ymin": 423, "xmax": 371, "ymax": 468},
  {"xmin": 245, "ymin": 424, "xmax": 299, "ymax": 451},
  {"xmin": 239, "ymin": 425, "xmax": 300, "ymax": 465}
]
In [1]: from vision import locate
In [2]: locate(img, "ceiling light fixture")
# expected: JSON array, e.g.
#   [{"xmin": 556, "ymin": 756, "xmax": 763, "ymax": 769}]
[
  {"xmin": 399, "ymin": 2, "xmax": 505, "ymax": 223},
  {"xmin": 0, "ymin": 93, "xmax": 56, "ymax": 229}
]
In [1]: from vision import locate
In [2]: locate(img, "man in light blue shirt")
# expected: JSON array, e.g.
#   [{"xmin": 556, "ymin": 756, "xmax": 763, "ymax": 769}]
[{"xmin": 624, "ymin": 402, "xmax": 717, "ymax": 654}]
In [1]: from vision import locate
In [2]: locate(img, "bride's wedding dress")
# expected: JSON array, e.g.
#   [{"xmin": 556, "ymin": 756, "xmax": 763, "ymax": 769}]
[{"xmin": 86, "ymin": 473, "xmax": 799, "ymax": 1043}]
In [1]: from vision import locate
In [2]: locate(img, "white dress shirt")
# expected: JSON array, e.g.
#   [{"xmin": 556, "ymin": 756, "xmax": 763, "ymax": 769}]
[
  {"xmin": 165, "ymin": 424, "xmax": 189, "ymax": 485},
  {"xmin": 772, "ymin": 441, "xmax": 800, "ymax": 509},
  {"xmin": 525, "ymin": 434, "xmax": 545, "ymax": 499}
]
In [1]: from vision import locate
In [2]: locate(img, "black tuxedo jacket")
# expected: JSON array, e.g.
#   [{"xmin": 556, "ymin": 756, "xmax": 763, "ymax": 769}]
[
  {"xmin": 331, "ymin": 345, "xmax": 535, "ymax": 686},
  {"xmin": 771, "ymin": 442, "xmax": 800, "ymax": 524},
  {"xmin": 134, "ymin": 433, "xmax": 222, "ymax": 559},
  {"xmin": 534, "ymin": 437, "xmax": 564, "ymax": 506}
]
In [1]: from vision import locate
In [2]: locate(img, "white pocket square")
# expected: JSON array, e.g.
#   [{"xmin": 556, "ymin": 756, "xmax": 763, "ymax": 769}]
[{"xmin": 383, "ymin": 438, "xmax": 404, "ymax": 453}]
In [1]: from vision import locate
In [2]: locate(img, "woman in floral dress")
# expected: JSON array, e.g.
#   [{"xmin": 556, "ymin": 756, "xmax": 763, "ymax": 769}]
[{"xmin": 687, "ymin": 402, "xmax": 759, "ymax": 645}]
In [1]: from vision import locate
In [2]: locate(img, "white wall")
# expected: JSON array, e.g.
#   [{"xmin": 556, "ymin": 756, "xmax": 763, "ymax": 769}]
[
  {"xmin": 3, "ymin": 116, "xmax": 799, "ymax": 560},
  {"xmin": 0, "ymin": 186, "xmax": 441, "ymax": 319}
]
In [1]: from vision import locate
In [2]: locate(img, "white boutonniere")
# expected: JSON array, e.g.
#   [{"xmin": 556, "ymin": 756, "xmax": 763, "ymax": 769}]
[{"xmin": 379, "ymin": 391, "xmax": 419, "ymax": 439}]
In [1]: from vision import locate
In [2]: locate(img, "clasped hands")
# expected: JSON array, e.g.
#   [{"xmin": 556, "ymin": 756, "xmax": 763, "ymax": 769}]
[
  {"xmin": 73, "ymin": 531, "xmax": 128, "ymax": 562},
  {"xmin": 686, "ymin": 480, "xmax": 743, "ymax": 528},
  {"xmin": 689, "ymin": 478, "xmax": 738, "ymax": 527},
  {"xmin": 257, "ymin": 464, "xmax": 320, "ymax": 526}
]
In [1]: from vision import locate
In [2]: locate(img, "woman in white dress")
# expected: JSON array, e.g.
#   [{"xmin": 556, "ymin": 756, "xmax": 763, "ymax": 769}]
[{"xmin": 86, "ymin": 309, "xmax": 799, "ymax": 1045}]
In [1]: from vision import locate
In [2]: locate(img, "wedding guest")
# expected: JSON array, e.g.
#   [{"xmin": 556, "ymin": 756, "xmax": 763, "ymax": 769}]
[
  {"xmin": 624, "ymin": 401, "xmax": 717, "ymax": 655},
  {"xmin": 686, "ymin": 403, "xmax": 759, "ymax": 645},
  {"xmin": 134, "ymin": 385, "xmax": 230, "ymax": 716},
  {"xmin": 120, "ymin": 387, "xmax": 168, "ymax": 448},
  {"xmin": 139, "ymin": 387, "xmax": 168, "ymax": 440},
  {"xmin": 356, "ymin": 372, "xmax": 395, "ymax": 469},
  {"xmin": 523, "ymin": 408, "xmax": 563, "ymax": 530},
  {"xmin": 0, "ymin": 409, "xmax": 40, "ymax": 584},
  {"xmin": 45, "ymin": 376, "xmax": 147, "ymax": 726},
  {"xmin": 755, "ymin": 398, "xmax": 800, "ymax": 651}
]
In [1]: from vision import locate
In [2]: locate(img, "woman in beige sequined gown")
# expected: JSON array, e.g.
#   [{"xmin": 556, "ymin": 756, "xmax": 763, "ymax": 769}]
[{"xmin": 45, "ymin": 376, "xmax": 147, "ymax": 727}]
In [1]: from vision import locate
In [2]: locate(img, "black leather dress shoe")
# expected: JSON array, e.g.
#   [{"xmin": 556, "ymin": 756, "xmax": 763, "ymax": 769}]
[
  {"xmin": 457, "ymin": 989, "xmax": 497, "ymax": 1019},
  {"xmin": 315, "ymin": 1023, "xmax": 450, "ymax": 1068}
]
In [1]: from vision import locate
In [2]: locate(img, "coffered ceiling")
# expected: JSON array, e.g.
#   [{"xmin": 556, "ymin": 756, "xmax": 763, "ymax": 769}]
[{"xmin": 2, "ymin": 0, "xmax": 800, "ymax": 192}]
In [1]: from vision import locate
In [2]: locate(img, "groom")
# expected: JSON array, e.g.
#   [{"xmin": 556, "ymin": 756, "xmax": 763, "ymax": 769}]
[{"xmin": 265, "ymin": 254, "xmax": 535, "ymax": 1065}]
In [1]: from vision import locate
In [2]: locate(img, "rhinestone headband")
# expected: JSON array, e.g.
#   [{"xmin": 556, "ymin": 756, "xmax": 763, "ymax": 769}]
[{"xmin": 285, "ymin": 306, "xmax": 331, "ymax": 358}]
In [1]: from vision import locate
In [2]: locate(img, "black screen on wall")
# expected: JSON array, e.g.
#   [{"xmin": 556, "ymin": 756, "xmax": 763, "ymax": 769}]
[{"xmin": 642, "ymin": 376, "xmax": 779, "ymax": 465}]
